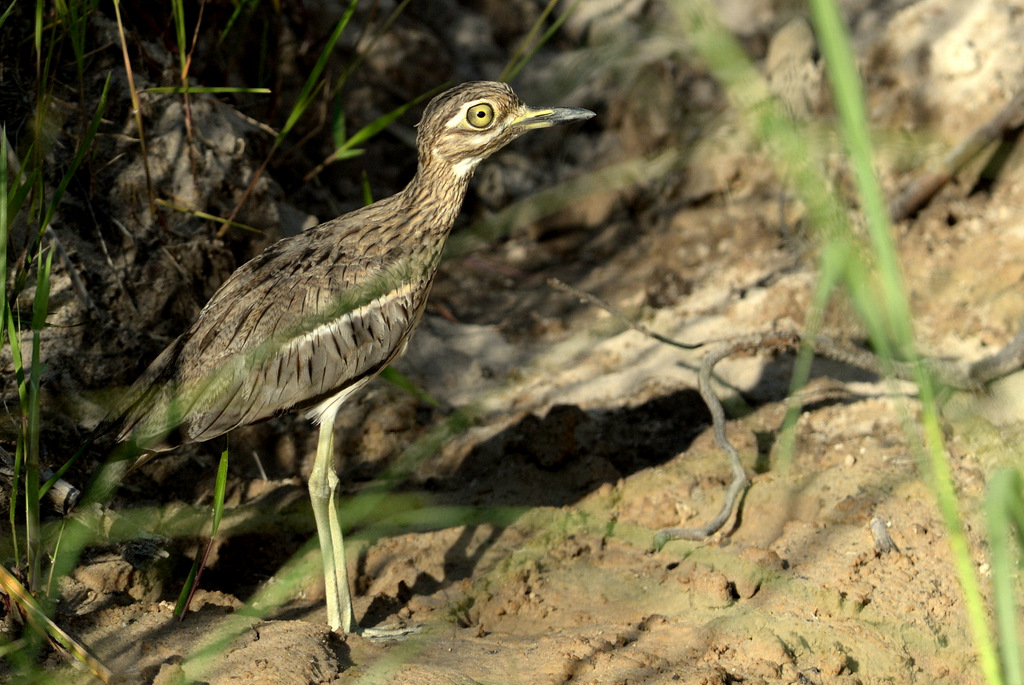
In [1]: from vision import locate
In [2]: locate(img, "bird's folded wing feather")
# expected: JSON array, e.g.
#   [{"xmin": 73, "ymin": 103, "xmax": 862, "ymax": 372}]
[{"xmin": 107, "ymin": 217, "xmax": 433, "ymax": 450}]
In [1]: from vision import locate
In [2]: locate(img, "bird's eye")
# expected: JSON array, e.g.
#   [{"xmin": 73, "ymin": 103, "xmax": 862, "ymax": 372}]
[{"xmin": 466, "ymin": 103, "xmax": 494, "ymax": 128}]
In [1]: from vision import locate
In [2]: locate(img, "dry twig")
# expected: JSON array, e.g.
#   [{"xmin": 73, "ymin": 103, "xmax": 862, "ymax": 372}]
[
  {"xmin": 889, "ymin": 88, "xmax": 1024, "ymax": 221},
  {"xmin": 550, "ymin": 279, "xmax": 1024, "ymax": 544}
]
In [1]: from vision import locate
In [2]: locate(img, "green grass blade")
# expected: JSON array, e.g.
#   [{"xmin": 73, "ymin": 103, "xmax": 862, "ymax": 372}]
[
  {"xmin": 4, "ymin": 128, "xmax": 19, "ymax": 557},
  {"xmin": 33, "ymin": 0, "xmax": 42, "ymax": 73},
  {"xmin": 38, "ymin": 73, "xmax": 109, "ymax": 235},
  {"xmin": 8, "ymin": 430, "xmax": 22, "ymax": 562},
  {"xmin": 360, "ymin": 171, "xmax": 373, "ymax": 206},
  {"xmin": 217, "ymin": 0, "xmax": 258, "ymax": 46},
  {"xmin": 1, "ymin": 127, "xmax": 8, "ymax": 354},
  {"xmin": 155, "ymin": 198, "xmax": 263, "ymax": 235},
  {"xmin": 53, "ymin": 0, "xmax": 96, "ymax": 85},
  {"xmin": 808, "ymin": 1, "xmax": 999, "ymax": 681},
  {"xmin": 174, "ymin": 447, "xmax": 230, "ymax": 618},
  {"xmin": 211, "ymin": 448, "xmax": 229, "ymax": 533},
  {"xmin": 30, "ymin": 246, "xmax": 52, "ymax": 333},
  {"xmin": 6, "ymin": 150, "xmax": 40, "ymax": 226},
  {"xmin": 501, "ymin": 0, "xmax": 581, "ymax": 83},
  {"xmin": 809, "ymin": 0, "xmax": 905, "ymax": 353},
  {"xmin": 987, "ymin": 469, "xmax": 1023, "ymax": 685},
  {"xmin": 501, "ymin": 0, "xmax": 558, "ymax": 82},
  {"xmin": 26, "ymin": 245, "xmax": 54, "ymax": 591},
  {"xmin": 330, "ymin": 0, "xmax": 412, "ymax": 95},
  {"xmin": 38, "ymin": 442, "xmax": 87, "ymax": 499},
  {"xmin": 0, "ymin": 0, "xmax": 16, "ymax": 31},
  {"xmin": 331, "ymin": 108, "xmax": 347, "ymax": 151},
  {"xmin": 307, "ymin": 87, "xmax": 441, "ymax": 181},
  {"xmin": 0, "ymin": 562, "xmax": 113, "ymax": 681},
  {"xmin": 44, "ymin": 518, "xmax": 67, "ymax": 597},
  {"xmin": 145, "ymin": 86, "xmax": 272, "ymax": 95},
  {"xmin": 340, "ymin": 90, "xmax": 433, "ymax": 152},
  {"xmin": 173, "ymin": 558, "xmax": 201, "ymax": 618},
  {"xmin": 171, "ymin": 0, "xmax": 187, "ymax": 76},
  {"xmin": 6, "ymin": 305, "xmax": 25, "ymax": 561},
  {"xmin": 7, "ymin": 305, "xmax": 25, "ymax": 410},
  {"xmin": 318, "ymin": 86, "xmax": 441, "ymax": 172},
  {"xmin": 380, "ymin": 366, "xmax": 441, "ymax": 408},
  {"xmin": 672, "ymin": 2, "xmax": 1000, "ymax": 680},
  {"xmin": 13, "ymin": 74, "xmax": 109, "ymax": 297},
  {"xmin": 278, "ymin": 0, "xmax": 357, "ymax": 144}
]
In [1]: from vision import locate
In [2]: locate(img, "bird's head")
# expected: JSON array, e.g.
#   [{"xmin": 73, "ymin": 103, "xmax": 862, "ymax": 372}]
[{"xmin": 415, "ymin": 81, "xmax": 594, "ymax": 179}]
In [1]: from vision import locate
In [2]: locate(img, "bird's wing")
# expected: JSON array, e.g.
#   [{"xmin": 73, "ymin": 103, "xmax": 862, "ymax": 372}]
[
  {"xmin": 97, "ymin": 334, "xmax": 192, "ymax": 452},
  {"xmin": 111, "ymin": 215, "xmax": 434, "ymax": 449}
]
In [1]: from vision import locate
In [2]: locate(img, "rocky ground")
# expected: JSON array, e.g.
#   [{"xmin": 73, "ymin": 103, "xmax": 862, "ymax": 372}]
[{"xmin": 3, "ymin": 0, "xmax": 1024, "ymax": 683}]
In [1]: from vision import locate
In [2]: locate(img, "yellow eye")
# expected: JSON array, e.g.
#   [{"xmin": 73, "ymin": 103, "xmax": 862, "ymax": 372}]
[{"xmin": 466, "ymin": 103, "xmax": 494, "ymax": 128}]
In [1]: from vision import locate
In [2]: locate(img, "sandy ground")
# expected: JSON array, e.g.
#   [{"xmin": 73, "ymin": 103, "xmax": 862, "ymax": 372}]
[{"xmin": 3, "ymin": 0, "xmax": 1024, "ymax": 683}]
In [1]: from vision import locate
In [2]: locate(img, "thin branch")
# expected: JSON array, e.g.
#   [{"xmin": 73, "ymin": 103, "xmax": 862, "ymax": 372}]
[
  {"xmin": 547, "ymin": 278, "xmax": 703, "ymax": 350},
  {"xmin": 45, "ymin": 226, "xmax": 97, "ymax": 318},
  {"xmin": 890, "ymin": 88, "xmax": 1024, "ymax": 222},
  {"xmin": 553, "ymin": 280, "xmax": 1024, "ymax": 544}
]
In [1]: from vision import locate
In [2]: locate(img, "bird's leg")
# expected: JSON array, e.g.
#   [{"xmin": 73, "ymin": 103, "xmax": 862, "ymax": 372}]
[{"xmin": 309, "ymin": 415, "xmax": 355, "ymax": 633}]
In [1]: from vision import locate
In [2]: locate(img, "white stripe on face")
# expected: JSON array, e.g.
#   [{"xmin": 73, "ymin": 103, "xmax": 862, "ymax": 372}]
[{"xmin": 443, "ymin": 105, "xmax": 472, "ymax": 129}]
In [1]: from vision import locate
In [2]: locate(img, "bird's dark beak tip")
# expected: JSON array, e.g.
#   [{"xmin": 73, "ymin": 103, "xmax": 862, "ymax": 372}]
[
  {"xmin": 554, "ymin": 107, "xmax": 596, "ymax": 124},
  {"xmin": 520, "ymin": 106, "xmax": 595, "ymax": 129}
]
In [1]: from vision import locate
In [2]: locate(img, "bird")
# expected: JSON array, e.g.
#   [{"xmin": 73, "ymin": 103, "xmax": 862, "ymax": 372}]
[{"xmin": 96, "ymin": 81, "xmax": 595, "ymax": 634}]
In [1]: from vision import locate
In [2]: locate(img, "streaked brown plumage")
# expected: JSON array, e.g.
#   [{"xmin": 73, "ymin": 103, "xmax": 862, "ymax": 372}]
[{"xmin": 100, "ymin": 81, "xmax": 594, "ymax": 633}]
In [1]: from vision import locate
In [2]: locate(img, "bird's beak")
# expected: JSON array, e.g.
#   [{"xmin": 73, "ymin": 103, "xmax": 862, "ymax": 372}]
[{"xmin": 512, "ymin": 106, "xmax": 595, "ymax": 130}]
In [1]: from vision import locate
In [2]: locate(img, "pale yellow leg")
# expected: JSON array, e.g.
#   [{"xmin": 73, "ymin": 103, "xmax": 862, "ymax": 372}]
[{"xmin": 308, "ymin": 414, "xmax": 355, "ymax": 633}]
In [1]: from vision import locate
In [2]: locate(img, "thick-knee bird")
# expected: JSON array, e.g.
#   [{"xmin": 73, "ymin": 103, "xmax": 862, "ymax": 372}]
[{"xmin": 99, "ymin": 81, "xmax": 594, "ymax": 633}]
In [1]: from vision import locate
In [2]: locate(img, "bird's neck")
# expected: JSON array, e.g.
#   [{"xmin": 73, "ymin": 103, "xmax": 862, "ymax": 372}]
[{"xmin": 399, "ymin": 158, "xmax": 476, "ymax": 234}]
